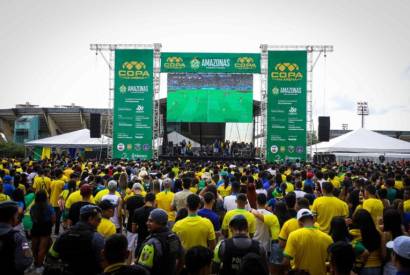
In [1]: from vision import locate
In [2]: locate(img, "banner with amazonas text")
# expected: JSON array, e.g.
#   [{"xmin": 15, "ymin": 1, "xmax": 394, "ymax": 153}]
[
  {"xmin": 113, "ymin": 49, "xmax": 153, "ymax": 160},
  {"xmin": 266, "ymin": 51, "xmax": 307, "ymax": 162}
]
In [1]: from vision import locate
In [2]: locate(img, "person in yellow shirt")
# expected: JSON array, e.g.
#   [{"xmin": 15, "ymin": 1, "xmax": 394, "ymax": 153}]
[
  {"xmin": 155, "ymin": 178, "xmax": 175, "ymax": 223},
  {"xmin": 283, "ymin": 208, "xmax": 333, "ymax": 275},
  {"xmin": 0, "ymin": 183, "xmax": 10, "ymax": 202},
  {"xmin": 64, "ymin": 184, "xmax": 96, "ymax": 210},
  {"xmin": 363, "ymin": 185, "xmax": 384, "ymax": 227},
  {"xmin": 222, "ymin": 193, "xmax": 256, "ymax": 238},
  {"xmin": 97, "ymin": 200, "xmax": 116, "ymax": 238},
  {"xmin": 328, "ymin": 170, "xmax": 341, "ymax": 189},
  {"xmin": 33, "ymin": 169, "xmax": 51, "ymax": 196},
  {"xmin": 217, "ymin": 182, "xmax": 232, "ymax": 198},
  {"xmin": 49, "ymin": 169, "xmax": 65, "ymax": 235},
  {"xmin": 311, "ymin": 182, "xmax": 348, "ymax": 233},
  {"xmin": 94, "ymin": 187, "xmax": 121, "ymax": 204},
  {"xmin": 172, "ymin": 194, "xmax": 216, "ymax": 250}
]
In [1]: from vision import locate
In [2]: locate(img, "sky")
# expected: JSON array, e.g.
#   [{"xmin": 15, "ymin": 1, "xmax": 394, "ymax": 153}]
[{"xmin": 1, "ymin": 0, "xmax": 409, "ymax": 140}]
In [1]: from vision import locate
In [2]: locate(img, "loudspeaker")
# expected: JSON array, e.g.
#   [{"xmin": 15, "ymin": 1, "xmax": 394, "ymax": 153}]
[
  {"xmin": 318, "ymin": 116, "xmax": 330, "ymax": 142},
  {"xmin": 90, "ymin": 113, "xmax": 101, "ymax": 138}
]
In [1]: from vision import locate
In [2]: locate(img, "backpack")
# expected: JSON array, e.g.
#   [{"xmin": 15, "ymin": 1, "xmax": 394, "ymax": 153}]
[
  {"xmin": 221, "ymin": 237, "xmax": 261, "ymax": 275},
  {"xmin": 0, "ymin": 230, "xmax": 20, "ymax": 275},
  {"xmin": 54, "ymin": 226, "xmax": 97, "ymax": 274}
]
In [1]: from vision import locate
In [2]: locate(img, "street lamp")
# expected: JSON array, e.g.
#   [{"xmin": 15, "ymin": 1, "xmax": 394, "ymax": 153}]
[{"xmin": 357, "ymin": 102, "xmax": 369, "ymax": 128}]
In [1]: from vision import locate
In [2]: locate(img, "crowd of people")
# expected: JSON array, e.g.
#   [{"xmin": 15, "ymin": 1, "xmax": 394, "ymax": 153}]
[{"xmin": 0, "ymin": 157, "xmax": 410, "ymax": 275}]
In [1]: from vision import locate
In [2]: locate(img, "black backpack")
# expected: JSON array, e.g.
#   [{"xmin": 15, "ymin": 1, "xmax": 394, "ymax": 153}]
[
  {"xmin": 0, "ymin": 230, "xmax": 22, "ymax": 275},
  {"xmin": 220, "ymin": 237, "xmax": 261, "ymax": 275},
  {"xmin": 48, "ymin": 226, "xmax": 98, "ymax": 275}
]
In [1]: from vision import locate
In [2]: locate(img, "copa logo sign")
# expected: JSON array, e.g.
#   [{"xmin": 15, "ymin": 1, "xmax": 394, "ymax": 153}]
[
  {"xmin": 164, "ymin": 56, "xmax": 186, "ymax": 69},
  {"xmin": 271, "ymin": 62, "xmax": 303, "ymax": 81},
  {"xmin": 118, "ymin": 61, "xmax": 150, "ymax": 79},
  {"xmin": 234, "ymin": 57, "xmax": 257, "ymax": 70}
]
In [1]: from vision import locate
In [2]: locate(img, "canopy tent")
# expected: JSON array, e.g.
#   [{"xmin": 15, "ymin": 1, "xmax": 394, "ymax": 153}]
[
  {"xmin": 313, "ymin": 128, "xmax": 410, "ymax": 154},
  {"xmin": 25, "ymin": 129, "xmax": 112, "ymax": 149},
  {"xmin": 167, "ymin": 131, "xmax": 201, "ymax": 147}
]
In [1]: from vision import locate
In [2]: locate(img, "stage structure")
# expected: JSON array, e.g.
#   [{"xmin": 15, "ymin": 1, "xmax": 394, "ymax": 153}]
[{"xmin": 91, "ymin": 44, "xmax": 332, "ymax": 162}]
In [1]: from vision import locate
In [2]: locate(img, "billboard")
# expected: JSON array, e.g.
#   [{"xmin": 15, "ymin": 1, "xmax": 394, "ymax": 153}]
[
  {"xmin": 161, "ymin": 52, "xmax": 260, "ymax": 74},
  {"xmin": 113, "ymin": 49, "xmax": 153, "ymax": 160},
  {"xmin": 266, "ymin": 51, "xmax": 307, "ymax": 162}
]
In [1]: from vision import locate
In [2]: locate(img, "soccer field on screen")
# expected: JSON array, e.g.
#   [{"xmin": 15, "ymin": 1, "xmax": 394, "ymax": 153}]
[{"xmin": 167, "ymin": 89, "xmax": 253, "ymax": 123}]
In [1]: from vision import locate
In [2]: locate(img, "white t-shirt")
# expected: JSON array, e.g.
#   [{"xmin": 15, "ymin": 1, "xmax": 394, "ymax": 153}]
[
  {"xmin": 223, "ymin": 194, "xmax": 251, "ymax": 212},
  {"xmin": 253, "ymin": 209, "xmax": 273, "ymax": 252},
  {"xmin": 294, "ymin": 190, "xmax": 306, "ymax": 199},
  {"xmin": 256, "ymin": 189, "xmax": 268, "ymax": 196}
]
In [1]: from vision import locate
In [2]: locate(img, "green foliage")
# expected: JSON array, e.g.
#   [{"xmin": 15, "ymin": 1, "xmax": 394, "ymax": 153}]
[{"xmin": 0, "ymin": 142, "xmax": 25, "ymax": 158}]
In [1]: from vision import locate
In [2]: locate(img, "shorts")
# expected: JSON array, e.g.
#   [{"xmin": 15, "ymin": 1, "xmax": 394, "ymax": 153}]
[
  {"xmin": 269, "ymin": 241, "xmax": 283, "ymax": 265},
  {"xmin": 126, "ymin": 231, "xmax": 138, "ymax": 252}
]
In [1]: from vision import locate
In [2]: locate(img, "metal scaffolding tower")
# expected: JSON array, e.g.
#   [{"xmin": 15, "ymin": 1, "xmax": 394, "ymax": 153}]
[
  {"xmin": 260, "ymin": 45, "xmax": 333, "ymax": 162},
  {"xmin": 90, "ymin": 43, "xmax": 162, "ymax": 159}
]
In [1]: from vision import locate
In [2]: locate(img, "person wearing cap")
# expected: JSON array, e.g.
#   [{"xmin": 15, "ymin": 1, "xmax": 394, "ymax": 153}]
[
  {"xmin": 102, "ymin": 180, "xmax": 123, "ymax": 233},
  {"xmin": 156, "ymin": 178, "xmax": 176, "ymax": 225},
  {"xmin": 136, "ymin": 208, "xmax": 183, "ymax": 275},
  {"xmin": 214, "ymin": 214, "xmax": 267, "ymax": 275},
  {"xmin": 67, "ymin": 183, "xmax": 94, "ymax": 226},
  {"xmin": 386, "ymin": 236, "xmax": 410, "ymax": 274},
  {"xmin": 311, "ymin": 181, "xmax": 349, "ymax": 233},
  {"xmin": 172, "ymin": 194, "xmax": 216, "ymax": 250},
  {"xmin": 282, "ymin": 208, "xmax": 333, "ymax": 275},
  {"xmin": 49, "ymin": 204, "xmax": 105, "ymax": 275},
  {"xmin": 2, "ymin": 174, "xmax": 15, "ymax": 196},
  {"xmin": 0, "ymin": 201, "xmax": 33, "ymax": 275},
  {"xmin": 222, "ymin": 193, "xmax": 256, "ymax": 238},
  {"xmin": 124, "ymin": 182, "xmax": 145, "ymax": 263},
  {"xmin": 97, "ymin": 200, "xmax": 116, "ymax": 238}
]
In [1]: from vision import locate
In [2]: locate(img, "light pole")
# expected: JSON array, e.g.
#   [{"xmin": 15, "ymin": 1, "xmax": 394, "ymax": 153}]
[{"xmin": 357, "ymin": 102, "xmax": 369, "ymax": 128}]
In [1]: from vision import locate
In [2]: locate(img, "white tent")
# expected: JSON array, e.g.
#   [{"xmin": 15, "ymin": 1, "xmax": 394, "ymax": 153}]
[
  {"xmin": 313, "ymin": 128, "xmax": 410, "ymax": 154},
  {"xmin": 167, "ymin": 131, "xmax": 200, "ymax": 147},
  {"xmin": 25, "ymin": 129, "xmax": 112, "ymax": 149}
]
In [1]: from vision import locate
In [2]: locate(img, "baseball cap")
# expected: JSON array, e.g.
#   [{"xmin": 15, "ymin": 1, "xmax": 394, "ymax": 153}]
[
  {"xmin": 149, "ymin": 208, "xmax": 168, "ymax": 226},
  {"xmin": 99, "ymin": 200, "xmax": 114, "ymax": 211},
  {"xmin": 386, "ymin": 236, "xmax": 410, "ymax": 260},
  {"xmin": 79, "ymin": 204, "xmax": 101, "ymax": 216},
  {"xmin": 297, "ymin": 208, "xmax": 314, "ymax": 221}
]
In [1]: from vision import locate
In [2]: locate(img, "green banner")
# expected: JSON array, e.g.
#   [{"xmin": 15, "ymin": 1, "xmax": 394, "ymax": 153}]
[
  {"xmin": 161, "ymin": 52, "xmax": 260, "ymax": 74},
  {"xmin": 266, "ymin": 51, "xmax": 307, "ymax": 162},
  {"xmin": 113, "ymin": 49, "xmax": 153, "ymax": 160}
]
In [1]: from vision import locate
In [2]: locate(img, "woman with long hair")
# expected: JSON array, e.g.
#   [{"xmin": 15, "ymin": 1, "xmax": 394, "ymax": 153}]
[
  {"xmin": 329, "ymin": 216, "xmax": 351, "ymax": 243},
  {"xmin": 382, "ymin": 208, "xmax": 407, "ymax": 275},
  {"xmin": 350, "ymin": 209, "xmax": 384, "ymax": 275},
  {"xmin": 30, "ymin": 190, "xmax": 56, "ymax": 273}
]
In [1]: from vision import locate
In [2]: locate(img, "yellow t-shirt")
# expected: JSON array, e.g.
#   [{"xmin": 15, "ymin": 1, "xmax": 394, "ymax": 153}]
[
  {"xmin": 189, "ymin": 187, "xmax": 198, "ymax": 194},
  {"xmin": 156, "ymin": 190, "xmax": 175, "ymax": 221},
  {"xmin": 222, "ymin": 208, "xmax": 256, "ymax": 238},
  {"xmin": 95, "ymin": 189, "xmax": 121, "ymax": 204},
  {"xmin": 285, "ymin": 182, "xmax": 294, "ymax": 193},
  {"xmin": 63, "ymin": 168, "xmax": 74, "ymax": 178},
  {"xmin": 284, "ymin": 227, "xmax": 333, "ymax": 275},
  {"xmin": 0, "ymin": 193, "xmax": 10, "ymax": 202},
  {"xmin": 311, "ymin": 196, "xmax": 349, "ymax": 233},
  {"xmin": 17, "ymin": 183, "xmax": 26, "ymax": 194},
  {"xmin": 65, "ymin": 190, "xmax": 95, "ymax": 209},
  {"xmin": 172, "ymin": 215, "xmax": 216, "ymax": 250},
  {"xmin": 350, "ymin": 229, "xmax": 382, "ymax": 268},
  {"xmin": 394, "ymin": 180, "xmax": 404, "ymax": 190},
  {"xmin": 404, "ymin": 199, "xmax": 410, "ymax": 212},
  {"xmin": 50, "ymin": 179, "xmax": 65, "ymax": 207},
  {"xmin": 329, "ymin": 177, "xmax": 341, "ymax": 189},
  {"xmin": 217, "ymin": 185, "xmax": 232, "ymax": 198},
  {"xmin": 263, "ymin": 213, "xmax": 281, "ymax": 240},
  {"xmin": 33, "ymin": 176, "xmax": 51, "ymax": 194},
  {"xmin": 363, "ymin": 198, "xmax": 384, "ymax": 226},
  {"xmin": 279, "ymin": 218, "xmax": 321, "ymax": 241},
  {"xmin": 97, "ymin": 217, "xmax": 116, "ymax": 238}
]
